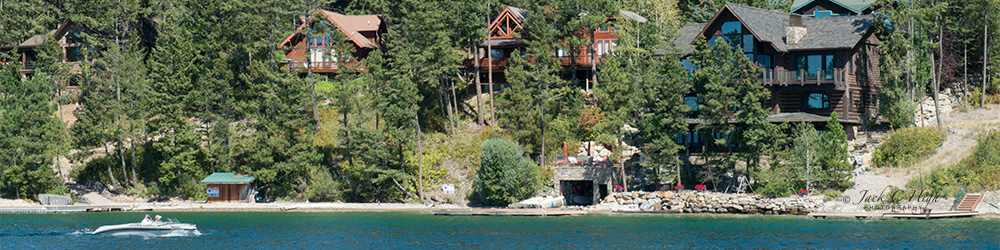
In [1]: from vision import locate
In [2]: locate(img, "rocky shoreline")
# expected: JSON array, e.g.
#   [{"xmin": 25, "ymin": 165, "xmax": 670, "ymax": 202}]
[{"xmin": 596, "ymin": 191, "xmax": 823, "ymax": 215}]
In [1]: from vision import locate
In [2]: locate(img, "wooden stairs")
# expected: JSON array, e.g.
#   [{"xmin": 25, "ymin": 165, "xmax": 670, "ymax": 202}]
[{"xmin": 956, "ymin": 193, "xmax": 984, "ymax": 212}]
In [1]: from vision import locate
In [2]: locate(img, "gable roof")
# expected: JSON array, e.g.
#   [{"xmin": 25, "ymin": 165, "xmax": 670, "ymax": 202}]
[
  {"xmin": 790, "ymin": 0, "xmax": 876, "ymax": 14},
  {"xmin": 693, "ymin": 3, "xmax": 873, "ymax": 53},
  {"xmin": 490, "ymin": 6, "xmax": 648, "ymax": 32},
  {"xmin": 2, "ymin": 20, "xmax": 74, "ymax": 49},
  {"xmin": 278, "ymin": 10, "xmax": 383, "ymax": 49},
  {"xmin": 721, "ymin": 3, "xmax": 793, "ymax": 52},
  {"xmin": 200, "ymin": 172, "xmax": 255, "ymax": 184}
]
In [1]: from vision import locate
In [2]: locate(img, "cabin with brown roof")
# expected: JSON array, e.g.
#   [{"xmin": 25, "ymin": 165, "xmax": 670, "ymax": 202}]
[
  {"xmin": 278, "ymin": 10, "xmax": 386, "ymax": 74},
  {"xmin": 471, "ymin": 6, "xmax": 647, "ymax": 87},
  {"xmin": 0, "ymin": 20, "xmax": 86, "ymax": 81},
  {"xmin": 671, "ymin": 3, "xmax": 880, "ymax": 152}
]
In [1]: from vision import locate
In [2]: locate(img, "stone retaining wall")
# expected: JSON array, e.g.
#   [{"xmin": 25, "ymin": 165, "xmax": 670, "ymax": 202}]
[{"xmin": 597, "ymin": 191, "xmax": 823, "ymax": 215}]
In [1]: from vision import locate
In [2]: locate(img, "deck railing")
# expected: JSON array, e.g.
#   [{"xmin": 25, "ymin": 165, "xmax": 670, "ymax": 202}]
[
  {"xmin": 286, "ymin": 61, "xmax": 339, "ymax": 72},
  {"xmin": 761, "ymin": 68, "xmax": 848, "ymax": 90}
]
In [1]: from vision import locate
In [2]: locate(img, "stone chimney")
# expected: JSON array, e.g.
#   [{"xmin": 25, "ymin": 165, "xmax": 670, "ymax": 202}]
[{"xmin": 786, "ymin": 14, "xmax": 807, "ymax": 45}]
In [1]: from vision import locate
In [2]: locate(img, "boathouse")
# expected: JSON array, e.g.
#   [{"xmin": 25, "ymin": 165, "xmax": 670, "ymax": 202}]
[{"xmin": 200, "ymin": 173, "xmax": 256, "ymax": 203}]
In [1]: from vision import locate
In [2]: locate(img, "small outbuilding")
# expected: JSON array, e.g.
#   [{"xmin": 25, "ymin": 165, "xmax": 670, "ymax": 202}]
[{"xmin": 200, "ymin": 173, "xmax": 256, "ymax": 203}]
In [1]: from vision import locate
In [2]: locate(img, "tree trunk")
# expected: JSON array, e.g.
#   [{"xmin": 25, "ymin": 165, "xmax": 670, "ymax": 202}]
[
  {"xmin": 415, "ymin": 107, "xmax": 424, "ymax": 202},
  {"xmin": 119, "ymin": 139, "xmax": 128, "ymax": 188},
  {"xmin": 103, "ymin": 137, "xmax": 118, "ymax": 188},
  {"xmin": 936, "ymin": 23, "xmax": 943, "ymax": 128},
  {"xmin": 131, "ymin": 139, "xmax": 138, "ymax": 187},
  {"xmin": 984, "ymin": 4, "xmax": 989, "ymax": 108},
  {"xmin": 931, "ymin": 49, "xmax": 941, "ymax": 128},
  {"xmin": 487, "ymin": 4, "xmax": 496, "ymax": 125},
  {"xmin": 438, "ymin": 77, "xmax": 452, "ymax": 135},
  {"xmin": 450, "ymin": 77, "xmax": 459, "ymax": 132},
  {"xmin": 345, "ymin": 106, "xmax": 353, "ymax": 167},
  {"xmin": 591, "ymin": 34, "xmax": 598, "ymax": 92},
  {"xmin": 908, "ymin": 16, "xmax": 914, "ymax": 100},
  {"xmin": 474, "ymin": 43, "xmax": 484, "ymax": 125}
]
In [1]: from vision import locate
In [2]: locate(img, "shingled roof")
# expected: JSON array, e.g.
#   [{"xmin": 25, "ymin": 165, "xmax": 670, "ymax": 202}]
[
  {"xmin": 679, "ymin": 3, "xmax": 873, "ymax": 53},
  {"xmin": 671, "ymin": 23, "xmax": 705, "ymax": 55},
  {"xmin": 278, "ymin": 10, "xmax": 383, "ymax": 49},
  {"xmin": 506, "ymin": 6, "xmax": 530, "ymax": 22},
  {"xmin": 790, "ymin": 15, "xmax": 873, "ymax": 50},
  {"xmin": 790, "ymin": 0, "xmax": 876, "ymax": 14},
  {"xmin": 724, "ymin": 3, "xmax": 793, "ymax": 52}
]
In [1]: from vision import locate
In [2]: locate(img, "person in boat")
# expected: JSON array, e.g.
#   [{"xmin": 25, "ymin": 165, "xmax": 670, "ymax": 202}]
[
  {"xmin": 141, "ymin": 214, "xmax": 152, "ymax": 225},
  {"xmin": 154, "ymin": 215, "xmax": 163, "ymax": 224}
]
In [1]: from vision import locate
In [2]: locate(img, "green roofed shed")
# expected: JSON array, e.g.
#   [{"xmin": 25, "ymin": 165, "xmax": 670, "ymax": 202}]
[
  {"xmin": 200, "ymin": 172, "xmax": 256, "ymax": 184},
  {"xmin": 200, "ymin": 173, "xmax": 256, "ymax": 203}
]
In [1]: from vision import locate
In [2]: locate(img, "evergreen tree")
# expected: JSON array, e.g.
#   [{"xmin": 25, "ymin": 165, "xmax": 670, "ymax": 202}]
[
  {"xmin": 0, "ymin": 62, "xmax": 64, "ymax": 199},
  {"xmin": 473, "ymin": 138, "xmax": 542, "ymax": 207},
  {"xmin": 817, "ymin": 113, "xmax": 852, "ymax": 190}
]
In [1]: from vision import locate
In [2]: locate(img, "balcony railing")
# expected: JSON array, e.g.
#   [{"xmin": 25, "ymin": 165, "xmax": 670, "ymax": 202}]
[
  {"xmin": 761, "ymin": 68, "xmax": 848, "ymax": 90},
  {"xmin": 285, "ymin": 61, "xmax": 339, "ymax": 72}
]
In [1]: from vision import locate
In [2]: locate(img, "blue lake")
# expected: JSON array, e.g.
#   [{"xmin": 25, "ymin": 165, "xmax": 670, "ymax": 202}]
[{"xmin": 1, "ymin": 212, "xmax": 998, "ymax": 249}]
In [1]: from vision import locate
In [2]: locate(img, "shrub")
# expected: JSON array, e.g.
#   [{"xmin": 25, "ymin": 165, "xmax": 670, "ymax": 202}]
[
  {"xmin": 315, "ymin": 81, "xmax": 335, "ymax": 95},
  {"xmin": 872, "ymin": 127, "xmax": 946, "ymax": 168},
  {"xmin": 473, "ymin": 138, "xmax": 542, "ymax": 207},
  {"xmin": 908, "ymin": 131, "xmax": 1000, "ymax": 195}
]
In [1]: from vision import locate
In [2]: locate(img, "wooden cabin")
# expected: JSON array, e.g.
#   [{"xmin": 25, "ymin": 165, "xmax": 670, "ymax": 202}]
[
  {"xmin": 671, "ymin": 3, "xmax": 881, "ymax": 153},
  {"xmin": 470, "ymin": 6, "xmax": 647, "ymax": 87},
  {"xmin": 200, "ymin": 173, "xmax": 256, "ymax": 203},
  {"xmin": 277, "ymin": 9, "xmax": 386, "ymax": 75},
  {"xmin": 0, "ymin": 20, "xmax": 86, "ymax": 83}
]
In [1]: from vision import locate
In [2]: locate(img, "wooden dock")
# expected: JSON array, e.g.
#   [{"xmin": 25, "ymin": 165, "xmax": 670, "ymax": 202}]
[
  {"xmin": 809, "ymin": 211, "xmax": 980, "ymax": 219},
  {"xmin": 432, "ymin": 209, "xmax": 588, "ymax": 216},
  {"xmin": 0, "ymin": 205, "xmax": 131, "ymax": 214}
]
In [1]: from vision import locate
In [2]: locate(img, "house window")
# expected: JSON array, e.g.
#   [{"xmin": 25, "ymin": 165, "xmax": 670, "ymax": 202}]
[
  {"xmin": 553, "ymin": 47, "xmax": 569, "ymax": 58},
  {"xmin": 721, "ymin": 21, "xmax": 741, "ymax": 35},
  {"xmin": 596, "ymin": 40, "xmax": 615, "ymax": 56},
  {"xmin": 756, "ymin": 55, "xmax": 772, "ymax": 69},
  {"xmin": 815, "ymin": 10, "xmax": 834, "ymax": 18},
  {"xmin": 676, "ymin": 132, "xmax": 701, "ymax": 144},
  {"xmin": 802, "ymin": 93, "xmax": 830, "ymax": 110},
  {"xmin": 797, "ymin": 54, "xmax": 835, "ymax": 80},
  {"xmin": 743, "ymin": 34, "xmax": 754, "ymax": 52},
  {"xmin": 684, "ymin": 96, "xmax": 700, "ymax": 111},
  {"xmin": 490, "ymin": 49, "xmax": 505, "ymax": 58},
  {"xmin": 65, "ymin": 31, "xmax": 84, "ymax": 45},
  {"xmin": 598, "ymin": 26, "xmax": 609, "ymax": 32},
  {"xmin": 65, "ymin": 47, "xmax": 83, "ymax": 62}
]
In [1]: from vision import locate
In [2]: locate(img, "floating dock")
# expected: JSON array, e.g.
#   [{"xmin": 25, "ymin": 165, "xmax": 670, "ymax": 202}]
[
  {"xmin": 809, "ymin": 211, "xmax": 980, "ymax": 219},
  {"xmin": 432, "ymin": 209, "xmax": 588, "ymax": 216}
]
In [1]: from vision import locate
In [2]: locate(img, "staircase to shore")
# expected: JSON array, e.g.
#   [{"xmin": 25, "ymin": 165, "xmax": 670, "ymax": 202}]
[{"xmin": 956, "ymin": 193, "xmax": 984, "ymax": 212}]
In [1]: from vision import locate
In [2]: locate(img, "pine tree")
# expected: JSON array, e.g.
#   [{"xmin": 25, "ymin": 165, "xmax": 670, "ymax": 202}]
[{"xmin": 0, "ymin": 62, "xmax": 64, "ymax": 199}]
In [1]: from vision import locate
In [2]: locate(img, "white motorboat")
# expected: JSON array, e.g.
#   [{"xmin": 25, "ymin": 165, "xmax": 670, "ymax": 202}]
[{"xmin": 92, "ymin": 218, "xmax": 200, "ymax": 236}]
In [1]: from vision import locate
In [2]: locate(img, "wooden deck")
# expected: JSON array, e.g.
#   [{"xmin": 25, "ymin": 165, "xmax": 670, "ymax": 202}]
[
  {"xmin": 432, "ymin": 209, "xmax": 588, "ymax": 217},
  {"xmin": 809, "ymin": 211, "xmax": 980, "ymax": 219}
]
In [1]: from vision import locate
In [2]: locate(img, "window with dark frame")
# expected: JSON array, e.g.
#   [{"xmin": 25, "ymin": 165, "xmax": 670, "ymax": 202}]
[{"xmin": 802, "ymin": 93, "xmax": 830, "ymax": 110}]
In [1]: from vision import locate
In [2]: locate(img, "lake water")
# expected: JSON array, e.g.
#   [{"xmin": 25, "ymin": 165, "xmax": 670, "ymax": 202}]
[{"xmin": 1, "ymin": 212, "xmax": 997, "ymax": 249}]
